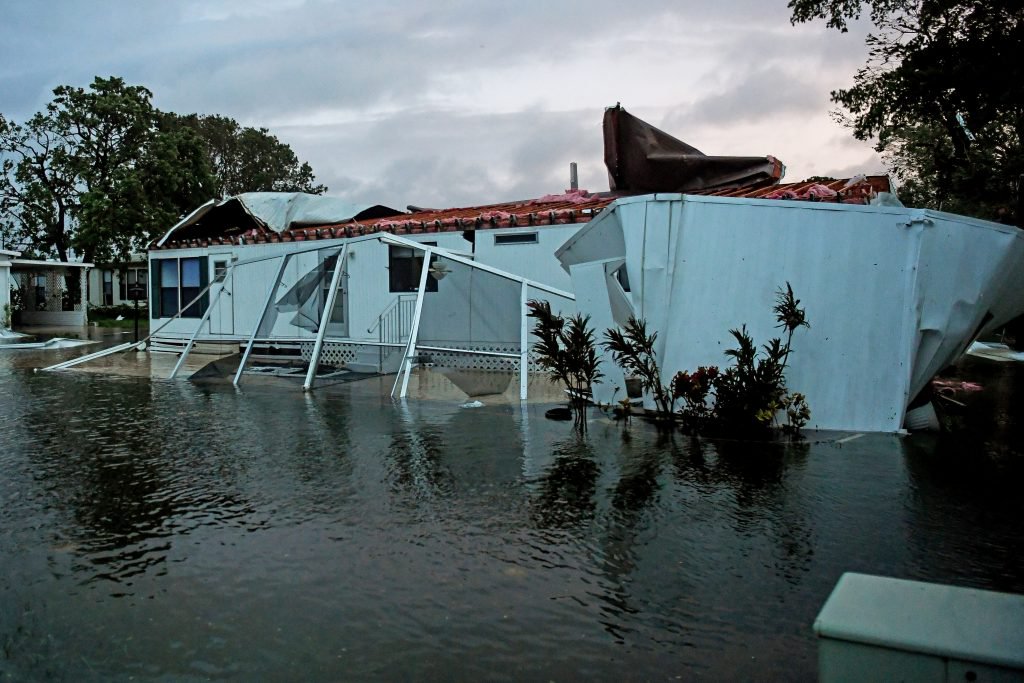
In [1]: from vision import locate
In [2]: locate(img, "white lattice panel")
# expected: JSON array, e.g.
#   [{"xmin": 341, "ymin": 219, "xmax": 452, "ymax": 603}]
[
  {"xmin": 419, "ymin": 342, "xmax": 544, "ymax": 373},
  {"xmin": 299, "ymin": 342, "xmax": 359, "ymax": 367},
  {"xmin": 45, "ymin": 271, "xmax": 63, "ymax": 311}
]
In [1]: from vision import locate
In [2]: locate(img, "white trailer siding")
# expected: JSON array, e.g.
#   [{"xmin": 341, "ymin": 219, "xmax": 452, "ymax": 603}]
[
  {"xmin": 559, "ymin": 193, "xmax": 1024, "ymax": 433},
  {"xmin": 473, "ymin": 225, "xmax": 578, "ymax": 293},
  {"xmin": 148, "ymin": 232, "xmax": 471, "ymax": 343}
]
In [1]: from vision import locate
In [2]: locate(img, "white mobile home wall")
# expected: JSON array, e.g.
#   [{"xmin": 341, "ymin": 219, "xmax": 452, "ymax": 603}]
[
  {"xmin": 558, "ymin": 193, "xmax": 1024, "ymax": 433},
  {"xmin": 149, "ymin": 225, "xmax": 586, "ymax": 345}
]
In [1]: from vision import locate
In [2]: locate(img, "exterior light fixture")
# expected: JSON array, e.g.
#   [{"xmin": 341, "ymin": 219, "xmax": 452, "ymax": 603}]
[{"xmin": 429, "ymin": 259, "xmax": 450, "ymax": 281}]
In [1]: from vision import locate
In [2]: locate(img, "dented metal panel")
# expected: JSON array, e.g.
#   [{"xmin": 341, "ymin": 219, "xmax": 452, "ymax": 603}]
[{"xmin": 561, "ymin": 193, "xmax": 1024, "ymax": 433}]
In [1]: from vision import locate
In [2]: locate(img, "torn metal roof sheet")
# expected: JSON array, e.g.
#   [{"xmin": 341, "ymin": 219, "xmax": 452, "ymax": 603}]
[
  {"xmin": 155, "ymin": 192, "xmax": 401, "ymax": 247},
  {"xmin": 603, "ymin": 104, "xmax": 785, "ymax": 193}
]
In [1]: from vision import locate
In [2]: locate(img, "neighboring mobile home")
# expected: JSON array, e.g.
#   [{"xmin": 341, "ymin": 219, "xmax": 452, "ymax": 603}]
[{"xmin": 86, "ymin": 255, "xmax": 149, "ymax": 309}]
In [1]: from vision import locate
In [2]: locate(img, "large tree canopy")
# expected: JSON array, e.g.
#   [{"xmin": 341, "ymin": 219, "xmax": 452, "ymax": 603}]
[
  {"xmin": 169, "ymin": 114, "xmax": 326, "ymax": 198},
  {"xmin": 1, "ymin": 77, "xmax": 327, "ymax": 264},
  {"xmin": 790, "ymin": 0, "xmax": 1024, "ymax": 223}
]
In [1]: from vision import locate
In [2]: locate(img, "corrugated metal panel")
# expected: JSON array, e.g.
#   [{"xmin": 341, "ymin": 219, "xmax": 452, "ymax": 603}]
[{"xmin": 562, "ymin": 194, "xmax": 1024, "ymax": 433}]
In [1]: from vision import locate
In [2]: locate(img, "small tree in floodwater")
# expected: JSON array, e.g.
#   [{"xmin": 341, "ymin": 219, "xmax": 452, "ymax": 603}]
[
  {"xmin": 527, "ymin": 300, "xmax": 603, "ymax": 430},
  {"xmin": 687, "ymin": 282, "xmax": 811, "ymax": 438}
]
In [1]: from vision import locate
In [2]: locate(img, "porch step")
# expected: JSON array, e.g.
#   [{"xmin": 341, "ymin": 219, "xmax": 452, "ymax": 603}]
[
  {"xmin": 344, "ymin": 344, "xmax": 404, "ymax": 375},
  {"xmin": 149, "ymin": 338, "xmax": 240, "ymax": 356}
]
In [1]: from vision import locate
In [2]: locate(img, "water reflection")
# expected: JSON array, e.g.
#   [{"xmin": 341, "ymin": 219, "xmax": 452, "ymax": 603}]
[
  {"xmin": 0, "ymin": 359, "xmax": 1022, "ymax": 681},
  {"xmin": 529, "ymin": 437, "xmax": 600, "ymax": 530}
]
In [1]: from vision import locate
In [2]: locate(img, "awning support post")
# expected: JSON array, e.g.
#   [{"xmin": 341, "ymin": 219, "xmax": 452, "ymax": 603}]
[
  {"xmin": 392, "ymin": 247, "xmax": 432, "ymax": 399},
  {"xmin": 520, "ymin": 280, "xmax": 529, "ymax": 401},
  {"xmin": 169, "ymin": 267, "xmax": 234, "ymax": 380},
  {"xmin": 234, "ymin": 253, "xmax": 292, "ymax": 387},
  {"xmin": 303, "ymin": 244, "xmax": 347, "ymax": 391}
]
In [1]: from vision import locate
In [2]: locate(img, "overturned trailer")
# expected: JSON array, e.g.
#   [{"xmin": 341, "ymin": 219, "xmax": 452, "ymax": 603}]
[{"xmin": 557, "ymin": 193, "xmax": 1024, "ymax": 433}]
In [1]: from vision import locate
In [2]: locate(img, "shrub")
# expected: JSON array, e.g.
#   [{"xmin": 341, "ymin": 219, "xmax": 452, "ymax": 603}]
[
  {"xmin": 606, "ymin": 283, "xmax": 812, "ymax": 439},
  {"xmin": 89, "ymin": 303, "xmax": 143, "ymax": 319},
  {"xmin": 527, "ymin": 300, "xmax": 603, "ymax": 430},
  {"xmin": 603, "ymin": 316, "xmax": 674, "ymax": 417},
  {"xmin": 688, "ymin": 282, "xmax": 811, "ymax": 438}
]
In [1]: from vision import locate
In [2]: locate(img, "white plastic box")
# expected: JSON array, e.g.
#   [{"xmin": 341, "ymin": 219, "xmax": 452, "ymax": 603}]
[{"xmin": 815, "ymin": 573, "xmax": 1024, "ymax": 682}]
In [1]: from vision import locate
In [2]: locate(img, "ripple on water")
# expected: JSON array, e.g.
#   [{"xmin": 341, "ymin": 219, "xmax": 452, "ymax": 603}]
[{"xmin": 1, "ymin": 361, "xmax": 1023, "ymax": 680}]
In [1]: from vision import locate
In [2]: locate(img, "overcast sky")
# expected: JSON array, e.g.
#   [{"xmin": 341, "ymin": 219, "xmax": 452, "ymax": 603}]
[{"xmin": 0, "ymin": 0, "xmax": 883, "ymax": 210}]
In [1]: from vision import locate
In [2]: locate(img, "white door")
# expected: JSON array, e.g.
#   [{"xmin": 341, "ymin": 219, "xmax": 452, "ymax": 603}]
[
  {"xmin": 320, "ymin": 250, "xmax": 348, "ymax": 338},
  {"xmin": 209, "ymin": 258, "xmax": 234, "ymax": 335}
]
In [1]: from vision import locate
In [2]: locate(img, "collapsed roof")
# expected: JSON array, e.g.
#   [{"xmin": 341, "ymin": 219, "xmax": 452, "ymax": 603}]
[
  {"xmin": 155, "ymin": 192, "xmax": 401, "ymax": 247},
  {"xmin": 152, "ymin": 106, "xmax": 892, "ymax": 251},
  {"xmin": 603, "ymin": 104, "xmax": 785, "ymax": 193}
]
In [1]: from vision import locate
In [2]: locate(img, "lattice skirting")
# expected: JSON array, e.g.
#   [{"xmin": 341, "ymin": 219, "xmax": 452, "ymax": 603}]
[
  {"xmin": 418, "ymin": 342, "xmax": 543, "ymax": 373},
  {"xmin": 298, "ymin": 340, "xmax": 545, "ymax": 373},
  {"xmin": 299, "ymin": 342, "xmax": 359, "ymax": 367}
]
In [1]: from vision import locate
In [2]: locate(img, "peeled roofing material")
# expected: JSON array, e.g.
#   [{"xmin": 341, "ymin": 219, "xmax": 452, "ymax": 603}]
[
  {"xmin": 603, "ymin": 104, "xmax": 785, "ymax": 193},
  {"xmin": 156, "ymin": 192, "xmax": 400, "ymax": 247}
]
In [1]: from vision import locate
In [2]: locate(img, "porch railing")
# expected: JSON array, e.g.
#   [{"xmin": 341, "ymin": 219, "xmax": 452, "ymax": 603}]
[{"xmin": 368, "ymin": 294, "xmax": 417, "ymax": 368}]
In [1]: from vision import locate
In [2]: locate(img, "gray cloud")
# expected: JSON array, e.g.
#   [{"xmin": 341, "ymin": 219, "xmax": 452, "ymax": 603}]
[
  {"xmin": 282, "ymin": 108, "xmax": 606, "ymax": 208},
  {"xmin": 1, "ymin": 0, "xmax": 879, "ymax": 209},
  {"xmin": 667, "ymin": 67, "xmax": 826, "ymax": 130},
  {"xmin": 817, "ymin": 152, "xmax": 887, "ymax": 180}
]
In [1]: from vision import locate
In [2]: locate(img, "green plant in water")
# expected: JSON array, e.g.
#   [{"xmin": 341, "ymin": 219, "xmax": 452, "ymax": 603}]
[
  {"xmin": 527, "ymin": 299, "xmax": 603, "ymax": 430},
  {"xmin": 672, "ymin": 365, "xmax": 719, "ymax": 433},
  {"xmin": 603, "ymin": 316, "xmax": 675, "ymax": 417},
  {"xmin": 706, "ymin": 282, "xmax": 811, "ymax": 437},
  {"xmin": 650, "ymin": 282, "xmax": 812, "ymax": 438}
]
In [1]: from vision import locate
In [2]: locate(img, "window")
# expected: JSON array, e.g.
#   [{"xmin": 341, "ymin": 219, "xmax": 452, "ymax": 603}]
[
  {"xmin": 388, "ymin": 243, "xmax": 438, "ymax": 293},
  {"xmin": 102, "ymin": 270, "xmax": 113, "ymax": 306},
  {"xmin": 213, "ymin": 260, "xmax": 228, "ymax": 283},
  {"xmin": 494, "ymin": 232, "xmax": 538, "ymax": 245},
  {"xmin": 154, "ymin": 256, "xmax": 207, "ymax": 318},
  {"xmin": 118, "ymin": 268, "xmax": 147, "ymax": 301},
  {"xmin": 180, "ymin": 258, "xmax": 202, "ymax": 317}
]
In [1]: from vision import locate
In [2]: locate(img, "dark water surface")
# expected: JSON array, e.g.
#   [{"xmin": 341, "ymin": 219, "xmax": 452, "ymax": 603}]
[{"xmin": 2, "ymin": 345, "xmax": 1023, "ymax": 681}]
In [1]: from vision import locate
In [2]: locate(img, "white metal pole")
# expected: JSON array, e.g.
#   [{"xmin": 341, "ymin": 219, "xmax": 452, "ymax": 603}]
[
  {"xmin": 393, "ymin": 248, "xmax": 433, "ymax": 399},
  {"xmin": 168, "ymin": 268, "xmax": 233, "ymax": 380},
  {"xmin": 233, "ymin": 253, "xmax": 291, "ymax": 387},
  {"xmin": 380, "ymin": 234, "xmax": 575, "ymax": 300},
  {"xmin": 520, "ymin": 280, "xmax": 528, "ymax": 401},
  {"xmin": 39, "ymin": 278, "xmax": 220, "ymax": 372},
  {"xmin": 303, "ymin": 244, "xmax": 347, "ymax": 391}
]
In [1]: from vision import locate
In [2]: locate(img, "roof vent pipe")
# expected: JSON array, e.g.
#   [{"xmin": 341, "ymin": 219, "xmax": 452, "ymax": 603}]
[{"xmin": 569, "ymin": 162, "xmax": 579, "ymax": 191}]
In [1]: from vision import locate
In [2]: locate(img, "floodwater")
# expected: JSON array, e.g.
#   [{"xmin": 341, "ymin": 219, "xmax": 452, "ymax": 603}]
[{"xmin": 2, "ymin": 334, "xmax": 1023, "ymax": 681}]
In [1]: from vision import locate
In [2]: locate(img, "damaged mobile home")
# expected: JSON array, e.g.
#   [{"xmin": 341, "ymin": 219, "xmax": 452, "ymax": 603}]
[{"xmin": 47, "ymin": 105, "xmax": 1024, "ymax": 434}]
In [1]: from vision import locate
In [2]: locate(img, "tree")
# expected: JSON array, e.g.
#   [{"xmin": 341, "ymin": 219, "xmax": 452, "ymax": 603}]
[
  {"xmin": 1, "ymin": 77, "xmax": 214, "ymax": 264},
  {"xmin": 789, "ymin": 0, "xmax": 1024, "ymax": 223},
  {"xmin": 1, "ymin": 77, "xmax": 326, "ymax": 266},
  {"xmin": 168, "ymin": 113, "xmax": 327, "ymax": 197}
]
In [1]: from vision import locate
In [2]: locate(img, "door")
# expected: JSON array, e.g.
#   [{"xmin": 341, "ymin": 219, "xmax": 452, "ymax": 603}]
[
  {"xmin": 320, "ymin": 249, "xmax": 348, "ymax": 338},
  {"xmin": 209, "ymin": 257, "xmax": 234, "ymax": 335}
]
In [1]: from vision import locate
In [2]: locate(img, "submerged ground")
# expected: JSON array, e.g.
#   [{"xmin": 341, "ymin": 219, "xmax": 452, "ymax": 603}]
[{"xmin": 2, "ymin": 332, "xmax": 1023, "ymax": 680}]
